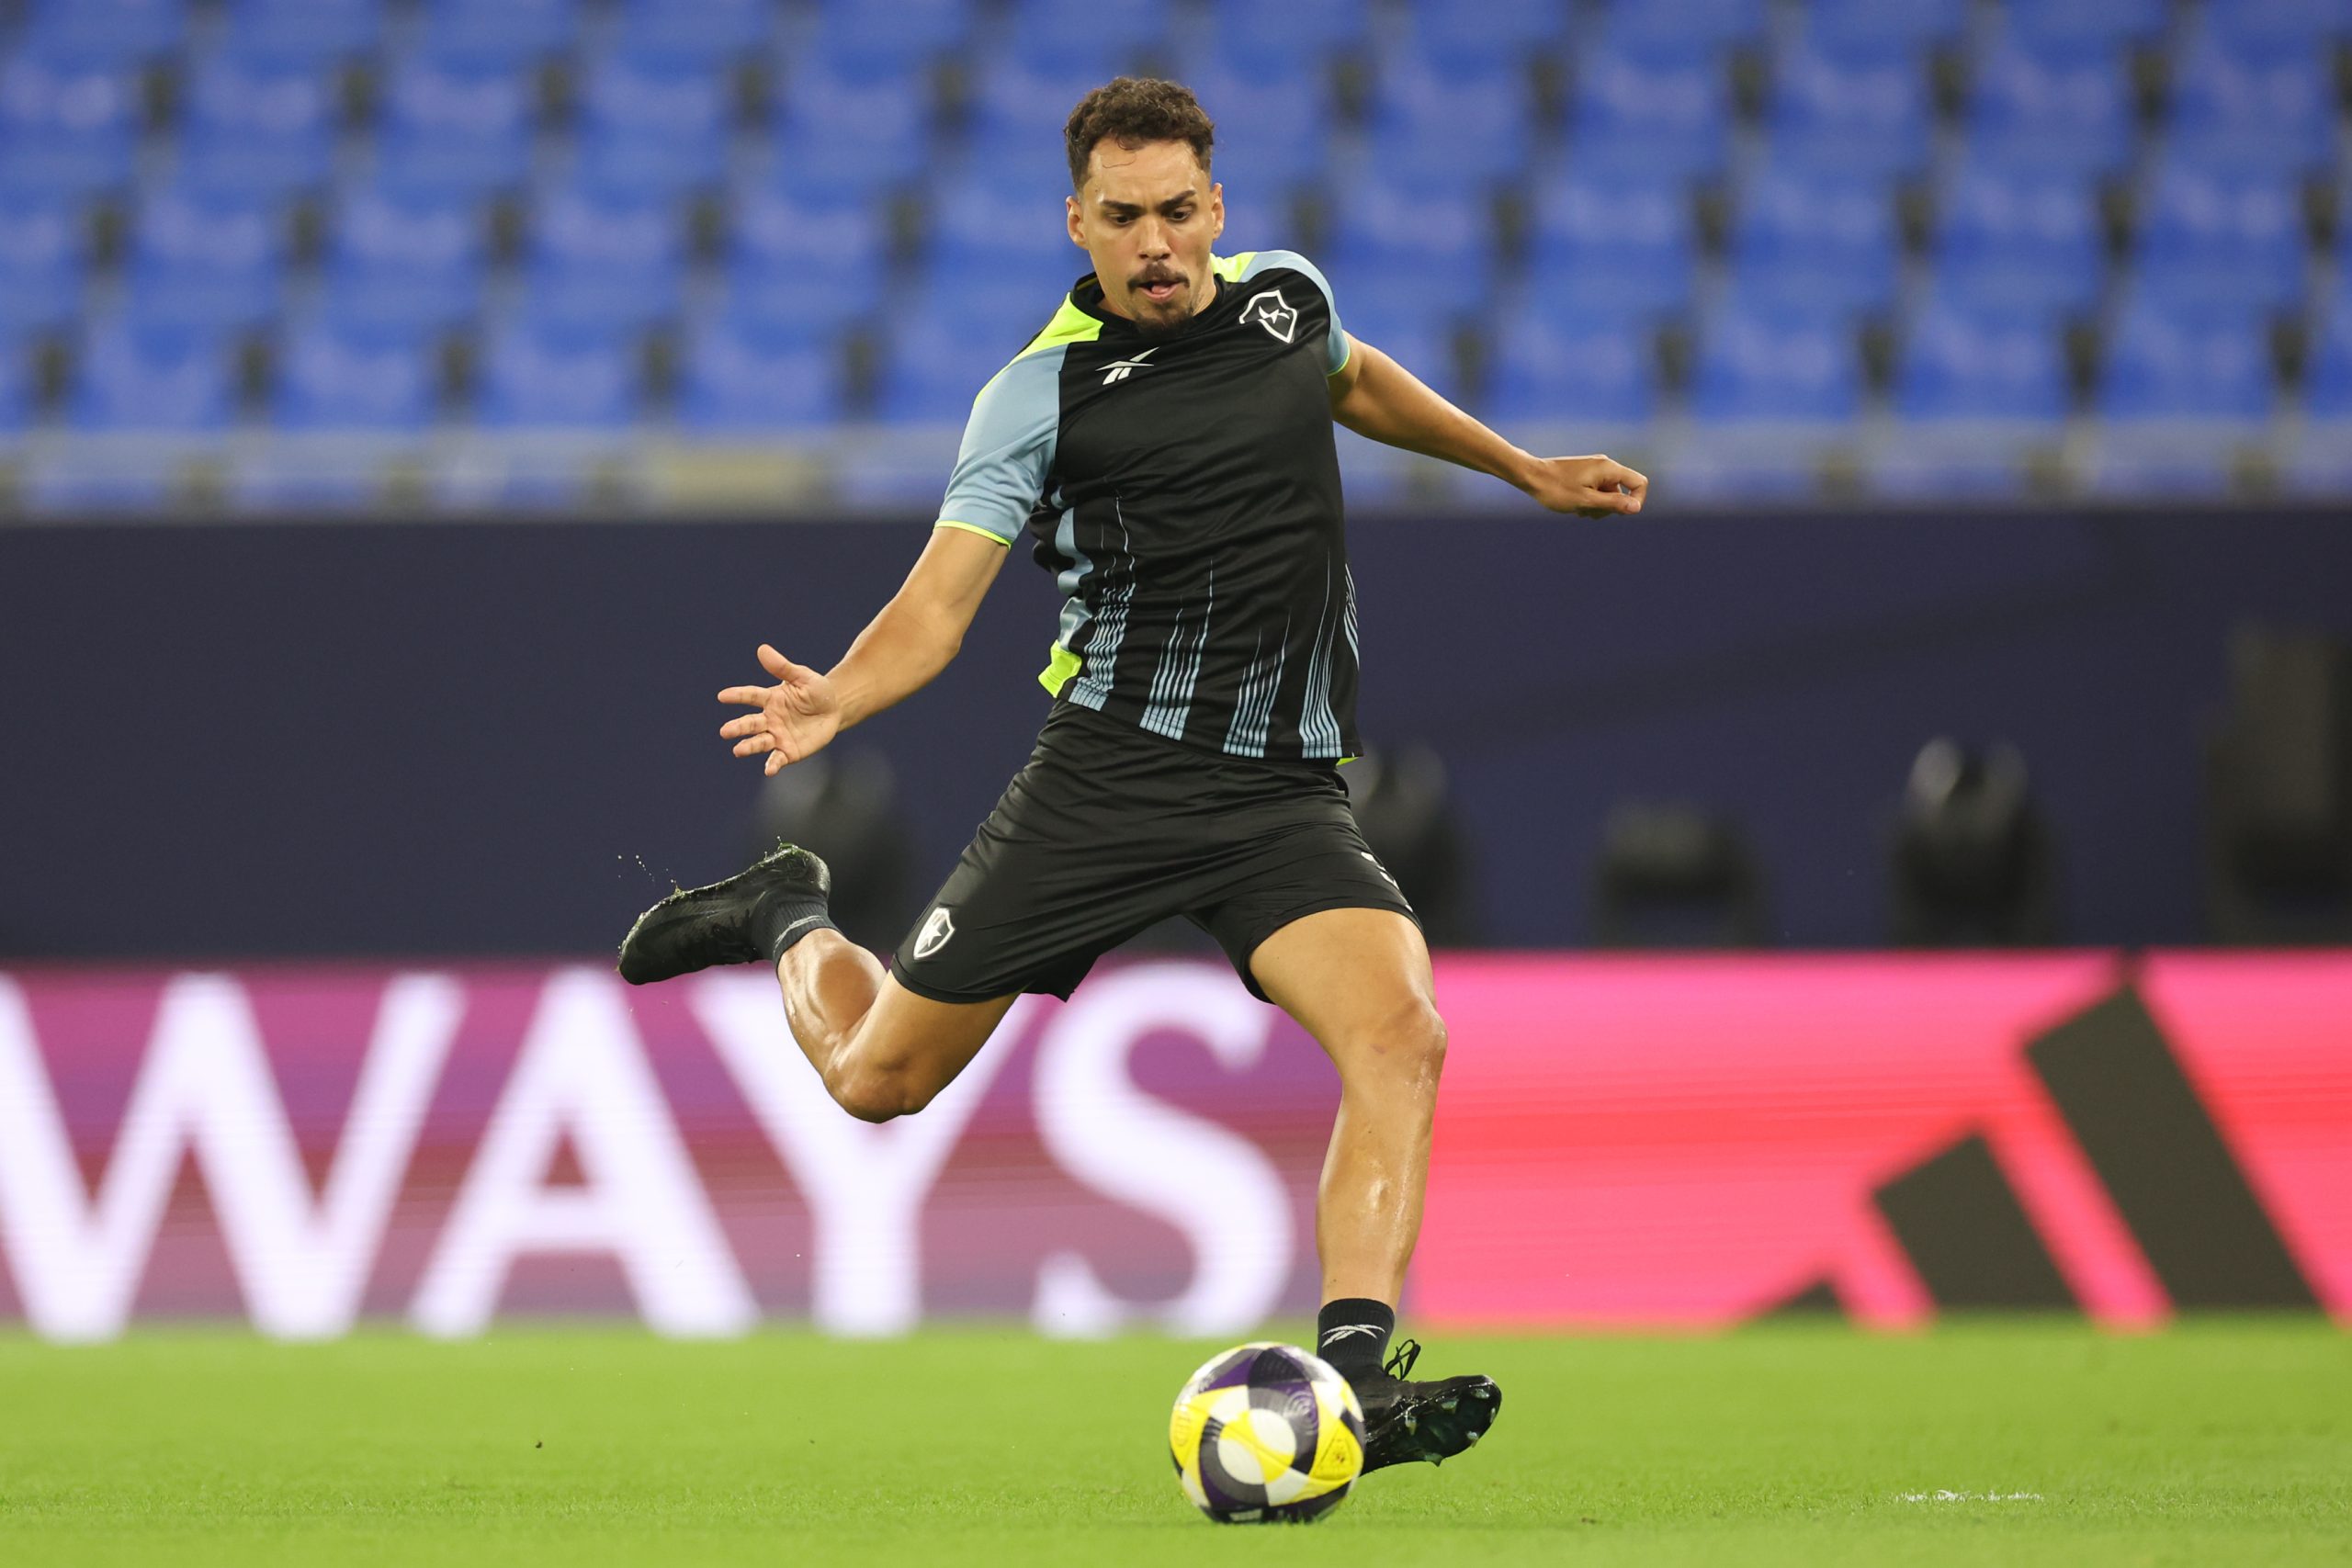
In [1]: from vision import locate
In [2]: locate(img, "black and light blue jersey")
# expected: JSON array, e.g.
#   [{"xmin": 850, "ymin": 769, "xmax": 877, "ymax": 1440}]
[{"xmin": 935, "ymin": 250, "xmax": 1363, "ymax": 763}]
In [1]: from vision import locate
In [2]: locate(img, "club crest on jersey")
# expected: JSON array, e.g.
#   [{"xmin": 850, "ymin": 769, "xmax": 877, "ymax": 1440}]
[
  {"xmin": 912, "ymin": 907, "xmax": 956, "ymax": 960},
  {"xmin": 1242, "ymin": 288, "xmax": 1299, "ymax": 344}
]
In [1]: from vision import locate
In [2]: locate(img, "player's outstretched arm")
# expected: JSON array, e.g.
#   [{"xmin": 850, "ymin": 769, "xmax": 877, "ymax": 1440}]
[
  {"xmin": 1327, "ymin": 334, "xmax": 1647, "ymax": 519},
  {"xmin": 717, "ymin": 525, "xmax": 1009, "ymax": 775}
]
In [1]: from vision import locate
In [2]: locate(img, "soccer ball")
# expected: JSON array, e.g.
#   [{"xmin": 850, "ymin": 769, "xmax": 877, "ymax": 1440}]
[{"xmin": 1168, "ymin": 1341, "xmax": 1365, "ymax": 1524}]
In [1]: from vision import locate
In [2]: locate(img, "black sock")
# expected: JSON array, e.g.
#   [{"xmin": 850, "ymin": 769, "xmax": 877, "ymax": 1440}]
[
  {"xmin": 1315, "ymin": 1298, "xmax": 1396, "ymax": 1384},
  {"xmin": 752, "ymin": 888, "xmax": 836, "ymax": 962}
]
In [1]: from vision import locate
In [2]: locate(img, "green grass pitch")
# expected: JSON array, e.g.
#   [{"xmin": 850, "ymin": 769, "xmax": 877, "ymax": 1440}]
[{"xmin": 2, "ymin": 1323, "xmax": 2345, "ymax": 1566}]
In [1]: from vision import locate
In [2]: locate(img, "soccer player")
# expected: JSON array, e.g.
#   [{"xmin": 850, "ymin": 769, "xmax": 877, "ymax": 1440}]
[{"xmin": 619, "ymin": 78, "xmax": 1645, "ymax": 1470}]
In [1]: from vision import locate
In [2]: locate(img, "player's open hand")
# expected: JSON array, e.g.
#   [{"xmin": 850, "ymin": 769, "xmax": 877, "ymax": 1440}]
[
  {"xmin": 1521, "ymin": 454, "xmax": 1649, "ymax": 519},
  {"xmin": 718, "ymin": 644, "xmax": 842, "ymax": 775}
]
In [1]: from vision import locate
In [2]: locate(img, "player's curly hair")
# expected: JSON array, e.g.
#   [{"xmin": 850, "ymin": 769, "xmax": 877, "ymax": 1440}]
[{"xmin": 1064, "ymin": 77, "xmax": 1216, "ymax": 192}]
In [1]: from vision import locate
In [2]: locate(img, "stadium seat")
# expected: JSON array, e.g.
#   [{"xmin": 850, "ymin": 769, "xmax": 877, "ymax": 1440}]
[
  {"xmin": 1767, "ymin": 35, "xmax": 1933, "ymax": 180},
  {"xmin": 571, "ymin": 51, "xmax": 731, "ymax": 196},
  {"xmin": 727, "ymin": 179, "xmax": 889, "ymax": 328},
  {"xmin": 2302, "ymin": 286, "xmax": 2352, "ymax": 421},
  {"xmin": 2198, "ymin": 0, "xmax": 2352, "ymax": 53},
  {"xmin": 174, "ymin": 45, "xmax": 339, "ymax": 200},
  {"xmin": 1963, "ymin": 33, "xmax": 2137, "ymax": 177},
  {"xmin": 1727, "ymin": 165, "xmax": 1899, "ymax": 319},
  {"xmin": 1806, "ymin": 0, "xmax": 1969, "ymax": 54},
  {"xmin": 1325, "ymin": 177, "xmax": 1496, "ymax": 316},
  {"xmin": 1930, "ymin": 163, "xmax": 2105, "ymax": 321},
  {"xmin": 414, "ymin": 0, "xmax": 580, "ymax": 68},
  {"xmin": 1340, "ymin": 291, "xmax": 1464, "ymax": 404},
  {"xmin": 1524, "ymin": 172, "xmax": 1696, "ymax": 319},
  {"xmin": 677, "ymin": 312, "xmax": 847, "ymax": 432},
  {"xmin": 0, "ymin": 195, "xmax": 87, "ymax": 335},
  {"xmin": 1363, "ymin": 58, "xmax": 1535, "ymax": 187},
  {"xmin": 124, "ymin": 184, "xmax": 286, "ymax": 332},
  {"xmin": 1205, "ymin": 0, "xmax": 1370, "ymax": 74},
  {"xmin": 2097, "ymin": 299, "xmax": 2273, "ymax": 423},
  {"xmin": 2129, "ymin": 159, "xmax": 2307, "ymax": 317},
  {"xmin": 2003, "ymin": 0, "xmax": 2172, "ymax": 53},
  {"xmin": 0, "ymin": 332, "xmax": 30, "ymax": 431},
  {"xmin": 1402, "ymin": 0, "xmax": 1571, "ymax": 75},
  {"xmin": 374, "ymin": 52, "xmax": 537, "ymax": 198},
  {"xmin": 1895, "ymin": 296, "xmax": 2070, "ymax": 423},
  {"xmin": 521, "ymin": 182, "xmax": 688, "ymax": 330},
  {"xmin": 2165, "ymin": 21, "xmax": 2339, "ymax": 174},
  {"xmin": 0, "ymin": 48, "xmax": 141, "ymax": 199},
  {"xmin": 804, "ymin": 0, "xmax": 976, "ymax": 76},
  {"xmin": 1483, "ymin": 303, "xmax": 1657, "ymax": 425},
  {"xmin": 1171, "ymin": 51, "xmax": 1335, "ymax": 193},
  {"xmin": 1594, "ymin": 0, "xmax": 1770, "ymax": 58},
  {"xmin": 1566, "ymin": 35, "xmax": 1733, "ymax": 180},
  {"xmin": 610, "ymin": 0, "xmax": 774, "ymax": 66},
  {"xmin": 473, "ymin": 313, "xmax": 645, "ymax": 429},
  {"xmin": 322, "ymin": 179, "xmax": 487, "ymax": 332},
  {"xmin": 271, "ymin": 316, "xmax": 439, "ymax": 431},
  {"xmin": 770, "ymin": 58, "xmax": 932, "ymax": 196},
  {"xmin": 876, "ymin": 299, "xmax": 1049, "ymax": 424},
  {"xmin": 926, "ymin": 160, "xmax": 1083, "ymax": 281},
  {"xmin": 220, "ymin": 0, "xmax": 385, "ymax": 65},
  {"xmin": 1690, "ymin": 302, "xmax": 1863, "ymax": 423},
  {"xmin": 1005, "ymin": 0, "xmax": 1169, "ymax": 76},
  {"xmin": 68, "ymin": 316, "xmax": 238, "ymax": 432},
  {"xmin": 18, "ymin": 0, "xmax": 187, "ymax": 64}
]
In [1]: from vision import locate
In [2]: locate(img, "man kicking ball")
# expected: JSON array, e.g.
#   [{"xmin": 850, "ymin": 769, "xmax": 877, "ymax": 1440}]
[{"xmin": 618, "ymin": 77, "xmax": 1645, "ymax": 1470}]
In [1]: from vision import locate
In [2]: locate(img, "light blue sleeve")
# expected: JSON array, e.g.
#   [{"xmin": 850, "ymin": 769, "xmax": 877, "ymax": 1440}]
[
  {"xmin": 1239, "ymin": 249, "xmax": 1349, "ymax": 376},
  {"xmin": 935, "ymin": 346, "xmax": 1066, "ymax": 544}
]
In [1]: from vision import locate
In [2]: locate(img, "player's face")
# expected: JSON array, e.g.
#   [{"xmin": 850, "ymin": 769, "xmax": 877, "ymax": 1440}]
[{"xmin": 1068, "ymin": 140, "xmax": 1224, "ymax": 338}]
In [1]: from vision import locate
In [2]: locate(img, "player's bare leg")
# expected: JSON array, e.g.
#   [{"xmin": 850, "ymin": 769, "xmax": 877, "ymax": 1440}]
[
  {"xmin": 772, "ymin": 935, "xmax": 1017, "ymax": 1122},
  {"xmin": 1248, "ymin": 905, "xmax": 1498, "ymax": 1470}
]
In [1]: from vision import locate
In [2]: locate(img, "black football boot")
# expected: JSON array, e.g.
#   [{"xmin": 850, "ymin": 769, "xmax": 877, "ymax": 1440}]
[
  {"xmin": 616, "ymin": 842, "xmax": 831, "ymax": 985},
  {"xmin": 1355, "ymin": 1339, "xmax": 1502, "ymax": 1472}
]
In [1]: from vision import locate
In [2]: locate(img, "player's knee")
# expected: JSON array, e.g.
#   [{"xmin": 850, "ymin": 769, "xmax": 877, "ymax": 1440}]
[
  {"xmin": 827, "ymin": 1064, "xmax": 931, "ymax": 1123},
  {"xmin": 1340, "ymin": 997, "xmax": 1447, "ymax": 1088}
]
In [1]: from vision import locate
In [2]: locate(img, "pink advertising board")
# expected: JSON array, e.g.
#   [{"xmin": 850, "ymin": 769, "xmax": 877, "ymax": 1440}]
[{"xmin": 0, "ymin": 955, "xmax": 2346, "ymax": 1339}]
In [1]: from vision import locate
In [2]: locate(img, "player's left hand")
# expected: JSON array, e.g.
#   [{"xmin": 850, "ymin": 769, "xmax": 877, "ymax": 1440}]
[{"xmin": 1520, "ymin": 454, "xmax": 1648, "ymax": 519}]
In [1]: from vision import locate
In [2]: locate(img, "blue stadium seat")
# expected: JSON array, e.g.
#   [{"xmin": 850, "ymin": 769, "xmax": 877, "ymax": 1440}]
[
  {"xmin": 876, "ymin": 296, "xmax": 1058, "ymax": 423},
  {"xmin": 1524, "ymin": 172, "xmax": 1695, "ymax": 319},
  {"xmin": 69, "ymin": 317, "xmax": 237, "ymax": 431},
  {"xmin": 125, "ymin": 184, "xmax": 286, "ymax": 331},
  {"xmin": 1930, "ymin": 163, "xmax": 2105, "ymax": 320},
  {"xmin": 1807, "ymin": 0, "xmax": 1969, "ymax": 53},
  {"xmin": 2097, "ymin": 299, "xmax": 2273, "ymax": 421},
  {"xmin": 375, "ymin": 52, "xmax": 536, "ymax": 197},
  {"xmin": 1691, "ymin": 302, "xmax": 1862, "ymax": 423},
  {"xmin": 678, "ymin": 312, "xmax": 847, "ymax": 432},
  {"xmin": 415, "ymin": 0, "xmax": 580, "ymax": 68},
  {"xmin": 20, "ymin": 0, "xmax": 187, "ymax": 64},
  {"xmin": 2165, "ymin": 21, "xmax": 2338, "ymax": 174},
  {"xmin": 1325, "ymin": 177, "xmax": 1496, "ymax": 315},
  {"xmin": 1483, "ymin": 302, "xmax": 1656, "ymax": 424},
  {"xmin": 174, "ymin": 46, "xmax": 339, "ymax": 199},
  {"xmin": 1006, "ymin": 0, "xmax": 1168, "ymax": 76},
  {"xmin": 770, "ymin": 58, "xmax": 932, "ymax": 196},
  {"xmin": 474, "ymin": 313, "xmax": 644, "ymax": 428},
  {"xmin": 1728, "ymin": 165, "xmax": 1898, "ymax": 318},
  {"xmin": 322, "ymin": 179, "xmax": 486, "ymax": 331},
  {"xmin": 1567, "ymin": 35, "xmax": 1733, "ymax": 180},
  {"xmin": 1767, "ymin": 35, "xmax": 1933, "ymax": 179},
  {"xmin": 2304, "ymin": 285, "xmax": 2352, "ymax": 421},
  {"xmin": 1895, "ymin": 296, "xmax": 2069, "ymax": 422},
  {"xmin": 2004, "ymin": 0, "xmax": 2172, "ymax": 53},
  {"xmin": 1205, "ymin": 0, "xmax": 1369, "ymax": 74},
  {"xmin": 0, "ymin": 195, "xmax": 87, "ymax": 334},
  {"xmin": 1964, "ymin": 33, "xmax": 2137, "ymax": 177},
  {"xmin": 572, "ymin": 52, "xmax": 730, "ymax": 195},
  {"xmin": 521, "ymin": 183, "xmax": 687, "ymax": 330},
  {"xmin": 0, "ymin": 48, "xmax": 141, "ymax": 199},
  {"xmin": 804, "ymin": 0, "xmax": 976, "ymax": 76},
  {"xmin": 1596, "ymin": 0, "xmax": 1770, "ymax": 58},
  {"xmin": 2199, "ymin": 0, "xmax": 2351, "ymax": 53},
  {"xmin": 1364, "ymin": 59, "xmax": 1535, "ymax": 186},
  {"xmin": 1403, "ymin": 0, "xmax": 1571, "ymax": 74},
  {"xmin": 926, "ymin": 160, "xmax": 1081, "ymax": 280},
  {"xmin": 1333, "ymin": 290, "xmax": 1463, "ymax": 403},
  {"xmin": 2129, "ymin": 159, "xmax": 2306, "ymax": 316},
  {"xmin": 611, "ymin": 0, "xmax": 774, "ymax": 66},
  {"xmin": 0, "ymin": 333, "xmax": 28, "ymax": 432},
  {"xmin": 1173, "ymin": 51, "xmax": 1335, "ymax": 193},
  {"xmin": 728, "ymin": 179, "xmax": 889, "ymax": 327},
  {"xmin": 220, "ymin": 0, "xmax": 385, "ymax": 65},
  {"xmin": 272, "ymin": 316, "xmax": 438, "ymax": 431}
]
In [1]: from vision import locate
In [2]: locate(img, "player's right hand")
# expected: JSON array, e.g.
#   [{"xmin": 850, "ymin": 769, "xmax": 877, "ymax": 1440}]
[{"xmin": 718, "ymin": 644, "xmax": 842, "ymax": 775}]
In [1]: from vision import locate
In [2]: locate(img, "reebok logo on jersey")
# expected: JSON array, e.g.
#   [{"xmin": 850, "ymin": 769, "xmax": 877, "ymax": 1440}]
[
  {"xmin": 1101, "ymin": 346, "xmax": 1159, "ymax": 384},
  {"xmin": 1242, "ymin": 289, "xmax": 1298, "ymax": 344},
  {"xmin": 912, "ymin": 907, "xmax": 956, "ymax": 961}
]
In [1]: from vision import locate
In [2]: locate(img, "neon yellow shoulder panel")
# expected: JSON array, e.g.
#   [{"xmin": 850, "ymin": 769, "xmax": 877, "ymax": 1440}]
[{"xmin": 1212, "ymin": 252, "xmax": 1257, "ymax": 281}]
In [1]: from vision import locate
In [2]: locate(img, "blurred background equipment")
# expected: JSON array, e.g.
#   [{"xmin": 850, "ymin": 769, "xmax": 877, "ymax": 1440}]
[
  {"xmin": 747, "ymin": 748, "xmax": 919, "ymax": 951},
  {"xmin": 1342, "ymin": 745, "xmax": 1478, "ymax": 946},
  {"xmin": 1590, "ymin": 800, "xmax": 1770, "ymax": 949},
  {"xmin": 2205, "ymin": 626, "xmax": 2352, "ymax": 944},
  {"xmin": 1888, "ymin": 737, "xmax": 2061, "ymax": 946}
]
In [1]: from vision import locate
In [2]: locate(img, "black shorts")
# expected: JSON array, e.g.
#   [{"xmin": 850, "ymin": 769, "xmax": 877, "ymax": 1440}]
[{"xmin": 891, "ymin": 700, "xmax": 1417, "ymax": 1005}]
